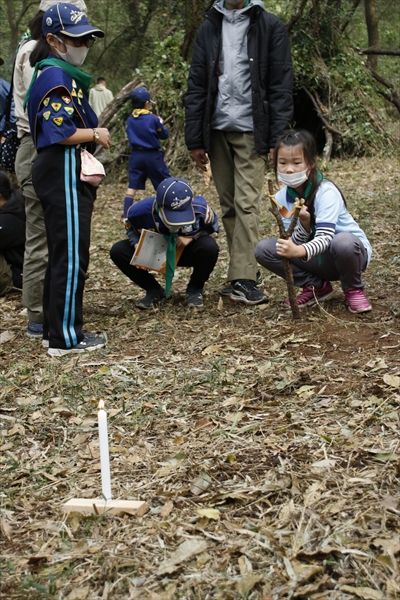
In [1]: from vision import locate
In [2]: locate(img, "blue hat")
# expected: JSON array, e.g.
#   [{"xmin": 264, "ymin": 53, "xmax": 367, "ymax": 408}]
[
  {"xmin": 42, "ymin": 3, "xmax": 104, "ymax": 38},
  {"xmin": 156, "ymin": 178, "xmax": 195, "ymax": 227},
  {"xmin": 130, "ymin": 86, "xmax": 152, "ymax": 104}
]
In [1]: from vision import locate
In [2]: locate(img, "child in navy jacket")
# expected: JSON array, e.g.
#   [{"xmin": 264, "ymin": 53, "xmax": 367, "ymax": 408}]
[
  {"xmin": 112, "ymin": 178, "xmax": 219, "ymax": 309},
  {"xmin": 122, "ymin": 86, "xmax": 171, "ymax": 219}
]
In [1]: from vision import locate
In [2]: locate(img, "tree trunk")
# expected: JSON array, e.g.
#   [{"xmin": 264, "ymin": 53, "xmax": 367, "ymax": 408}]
[{"xmin": 364, "ymin": 0, "xmax": 379, "ymax": 71}]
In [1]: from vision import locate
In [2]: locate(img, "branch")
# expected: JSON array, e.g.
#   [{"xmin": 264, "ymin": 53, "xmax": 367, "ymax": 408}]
[
  {"xmin": 360, "ymin": 47, "xmax": 400, "ymax": 56},
  {"xmin": 370, "ymin": 70, "xmax": 400, "ymax": 113},
  {"xmin": 287, "ymin": 0, "xmax": 309, "ymax": 33},
  {"xmin": 302, "ymin": 87, "xmax": 343, "ymax": 136},
  {"xmin": 340, "ymin": 0, "xmax": 362, "ymax": 33},
  {"xmin": 268, "ymin": 180, "xmax": 301, "ymax": 320}
]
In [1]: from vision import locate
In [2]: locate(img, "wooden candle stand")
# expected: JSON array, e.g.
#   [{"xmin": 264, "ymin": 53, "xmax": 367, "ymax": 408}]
[{"xmin": 62, "ymin": 498, "xmax": 148, "ymax": 517}]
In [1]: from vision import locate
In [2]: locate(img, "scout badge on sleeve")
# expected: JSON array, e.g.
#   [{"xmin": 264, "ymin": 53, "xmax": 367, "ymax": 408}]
[{"xmin": 80, "ymin": 149, "xmax": 105, "ymax": 187}]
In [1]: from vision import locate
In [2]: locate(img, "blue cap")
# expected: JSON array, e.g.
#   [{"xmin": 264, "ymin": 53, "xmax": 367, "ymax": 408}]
[
  {"xmin": 130, "ymin": 86, "xmax": 152, "ymax": 104},
  {"xmin": 42, "ymin": 3, "xmax": 104, "ymax": 38},
  {"xmin": 156, "ymin": 178, "xmax": 195, "ymax": 227}
]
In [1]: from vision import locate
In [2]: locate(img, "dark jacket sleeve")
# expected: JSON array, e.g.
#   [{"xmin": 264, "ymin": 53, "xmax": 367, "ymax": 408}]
[
  {"xmin": 266, "ymin": 16, "xmax": 293, "ymax": 147},
  {"xmin": 185, "ymin": 25, "xmax": 209, "ymax": 151}
]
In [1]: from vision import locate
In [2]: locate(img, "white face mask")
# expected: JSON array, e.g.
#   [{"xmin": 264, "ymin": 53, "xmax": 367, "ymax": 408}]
[
  {"xmin": 54, "ymin": 37, "xmax": 89, "ymax": 66},
  {"xmin": 278, "ymin": 168, "xmax": 309, "ymax": 188}
]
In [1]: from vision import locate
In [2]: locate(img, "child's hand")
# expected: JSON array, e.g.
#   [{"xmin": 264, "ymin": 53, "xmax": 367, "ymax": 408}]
[
  {"xmin": 299, "ymin": 205, "xmax": 311, "ymax": 231},
  {"xmin": 96, "ymin": 128, "xmax": 111, "ymax": 149},
  {"xmin": 276, "ymin": 237, "xmax": 306, "ymax": 259},
  {"xmin": 177, "ymin": 236, "xmax": 194, "ymax": 249}
]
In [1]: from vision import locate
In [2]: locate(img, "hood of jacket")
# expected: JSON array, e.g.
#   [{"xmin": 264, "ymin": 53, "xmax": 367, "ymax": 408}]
[
  {"xmin": 93, "ymin": 84, "xmax": 107, "ymax": 92},
  {"xmin": 213, "ymin": 0, "xmax": 266, "ymax": 18}
]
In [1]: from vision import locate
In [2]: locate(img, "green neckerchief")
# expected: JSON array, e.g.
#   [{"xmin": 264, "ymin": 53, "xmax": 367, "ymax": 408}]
[
  {"xmin": 154, "ymin": 201, "xmax": 178, "ymax": 298},
  {"xmin": 24, "ymin": 58, "xmax": 92, "ymax": 110},
  {"xmin": 132, "ymin": 108, "xmax": 151, "ymax": 118}
]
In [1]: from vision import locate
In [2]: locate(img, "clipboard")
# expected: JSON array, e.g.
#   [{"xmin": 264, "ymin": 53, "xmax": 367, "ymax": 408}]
[{"xmin": 130, "ymin": 229, "xmax": 184, "ymax": 274}]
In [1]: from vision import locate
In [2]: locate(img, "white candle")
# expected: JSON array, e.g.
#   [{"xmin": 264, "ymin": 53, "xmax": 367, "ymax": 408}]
[{"xmin": 98, "ymin": 399, "xmax": 112, "ymax": 501}]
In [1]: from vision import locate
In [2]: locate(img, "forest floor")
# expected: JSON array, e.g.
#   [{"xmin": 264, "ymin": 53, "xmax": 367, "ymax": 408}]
[{"xmin": 0, "ymin": 156, "xmax": 399, "ymax": 600}]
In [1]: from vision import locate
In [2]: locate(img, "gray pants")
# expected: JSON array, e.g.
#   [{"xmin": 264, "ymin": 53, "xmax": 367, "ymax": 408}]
[
  {"xmin": 255, "ymin": 232, "xmax": 368, "ymax": 291},
  {"xmin": 15, "ymin": 134, "xmax": 48, "ymax": 323},
  {"xmin": 209, "ymin": 130, "xmax": 266, "ymax": 282}
]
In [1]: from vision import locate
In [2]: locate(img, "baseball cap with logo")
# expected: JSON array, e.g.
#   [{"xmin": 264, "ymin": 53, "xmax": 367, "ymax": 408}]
[
  {"xmin": 156, "ymin": 178, "xmax": 195, "ymax": 227},
  {"xmin": 130, "ymin": 86, "xmax": 152, "ymax": 104},
  {"xmin": 42, "ymin": 3, "xmax": 104, "ymax": 38}
]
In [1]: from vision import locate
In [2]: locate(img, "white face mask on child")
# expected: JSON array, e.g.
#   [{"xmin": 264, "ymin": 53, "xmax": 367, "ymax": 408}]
[
  {"xmin": 278, "ymin": 168, "xmax": 309, "ymax": 188},
  {"xmin": 54, "ymin": 37, "xmax": 89, "ymax": 67}
]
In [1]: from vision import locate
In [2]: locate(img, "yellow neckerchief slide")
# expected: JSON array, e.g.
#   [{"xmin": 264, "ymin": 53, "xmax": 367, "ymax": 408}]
[{"xmin": 132, "ymin": 109, "xmax": 151, "ymax": 118}]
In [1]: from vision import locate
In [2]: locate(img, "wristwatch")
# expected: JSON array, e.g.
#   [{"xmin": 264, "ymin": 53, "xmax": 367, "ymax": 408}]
[{"xmin": 92, "ymin": 128, "xmax": 100, "ymax": 142}]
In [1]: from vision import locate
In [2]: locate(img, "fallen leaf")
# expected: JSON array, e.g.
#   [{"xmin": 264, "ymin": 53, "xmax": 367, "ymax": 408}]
[
  {"xmin": 7, "ymin": 424, "xmax": 25, "ymax": 436},
  {"xmin": 161, "ymin": 500, "xmax": 174, "ymax": 518},
  {"xmin": 0, "ymin": 516, "xmax": 12, "ymax": 540},
  {"xmin": 157, "ymin": 538, "xmax": 207, "ymax": 575},
  {"xmin": 311, "ymin": 459, "xmax": 336, "ymax": 469},
  {"xmin": 372, "ymin": 535, "xmax": 400, "ymax": 554},
  {"xmin": 67, "ymin": 586, "xmax": 90, "ymax": 600},
  {"xmin": 339, "ymin": 585, "xmax": 383, "ymax": 599},
  {"xmin": 190, "ymin": 471, "xmax": 212, "ymax": 495},
  {"xmin": 0, "ymin": 331, "xmax": 16, "ymax": 344},
  {"xmin": 196, "ymin": 508, "xmax": 220, "ymax": 520},
  {"xmin": 383, "ymin": 374, "xmax": 400, "ymax": 388},
  {"xmin": 237, "ymin": 573, "xmax": 264, "ymax": 596}
]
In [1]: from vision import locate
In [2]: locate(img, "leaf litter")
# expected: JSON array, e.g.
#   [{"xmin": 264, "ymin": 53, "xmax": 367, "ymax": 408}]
[{"xmin": 0, "ymin": 157, "xmax": 399, "ymax": 599}]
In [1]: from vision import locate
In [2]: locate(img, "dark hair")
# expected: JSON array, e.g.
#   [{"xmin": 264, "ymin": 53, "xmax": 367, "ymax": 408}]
[
  {"xmin": 30, "ymin": 36, "xmax": 51, "ymax": 66},
  {"xmin": 28, "ymin": 11, "xmax": 44, "ymax": 41},
  {"xmin": 97, "ymin": 77, "xmax": 106, "ymax": 84},
  {"xmin": 274, "ymin": 129, "xmax": 346, "ymax": 218},
  {"xmin": 131, "ymin": 98, "xmax": 147, "ymax": 110},
  {"xmin": 0, "ymin": 171, "xmax": 13, "ymax": 201}
]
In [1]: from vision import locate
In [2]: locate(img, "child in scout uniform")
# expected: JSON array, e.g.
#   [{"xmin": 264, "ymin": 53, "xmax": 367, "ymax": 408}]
[
  {"xmin": 26, "ymin": 3, "xmax": 111, "ymax": 356},
  {"xmin": 111, "ymin": 177, "xmax": 219, "ymax": 308},
  {"xmin": 121, "ymin": 86, "xmax": 171, "ymax": 220}
]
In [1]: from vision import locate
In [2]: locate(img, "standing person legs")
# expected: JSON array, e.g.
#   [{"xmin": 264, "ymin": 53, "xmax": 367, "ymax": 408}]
[
  {"xmin": 15, "ymin": 134, "xmax": 48, "ymax": 337},
  {"xmin": 33, "ymin": 146, "xmax": 101, "ymax": 351},
  {"xmin": 0, "ymin": 254, "xmax": 12, "ymax": 296}
]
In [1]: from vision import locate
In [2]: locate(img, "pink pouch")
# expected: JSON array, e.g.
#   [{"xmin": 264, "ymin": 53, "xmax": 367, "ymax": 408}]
[{"xmin": 80, "ymin": 149, "xmax": 106, "ymax": 187}]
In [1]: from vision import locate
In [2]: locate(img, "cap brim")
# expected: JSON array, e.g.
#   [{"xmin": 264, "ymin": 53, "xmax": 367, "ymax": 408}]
[
  {"xmin": 62, "ymin": 25, "xmax": 104, "ymax": 38},
  {"xmin": 160, "ymin": 207, "xmax": 195, "ymax": 227}
]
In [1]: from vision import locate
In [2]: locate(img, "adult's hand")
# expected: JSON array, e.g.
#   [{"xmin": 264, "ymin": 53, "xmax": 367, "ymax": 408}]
[{"xmin": 190, "ymin": 149, "xmax": 209, "ymax": 171}]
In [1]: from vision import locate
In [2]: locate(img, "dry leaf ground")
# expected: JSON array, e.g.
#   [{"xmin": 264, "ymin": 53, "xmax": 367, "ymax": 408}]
[{"xmin": 0, "ymin": 156, "xmax": 399, "ymax": 600}]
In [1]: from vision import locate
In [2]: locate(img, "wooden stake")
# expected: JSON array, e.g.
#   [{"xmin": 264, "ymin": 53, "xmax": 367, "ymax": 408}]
[
  {"xmin": 62, "ymin": 498, "xmax": 148, "ymax": 517},
  {"xmin": 267, "ymin": 179, "xmax": 303, "ymax": 320}
]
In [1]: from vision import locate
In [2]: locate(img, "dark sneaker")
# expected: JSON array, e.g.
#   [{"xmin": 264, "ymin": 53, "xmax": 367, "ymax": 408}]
[
  {"xmin": 136, "ymin": 288, "xmax": 166, "ymax": 310},
  {"xmin": 220, "ymin": 283, "xmax": 233, "ymax": 297},
  {"xmin": 43, "ymin": 331, "xmax": 101, "ymax": 349},
  {"xmin": 285, "ymin": 281, "xmax": 334, "ymax": 308},
  {"xmin": 48, "ymin": 332, "xmax": 106, "ymax": 357},
  {"xmin": 185, "ymin": 288, "xmax": 204, "ymax": 308},
  {"xmin": 26, "ymin": 320, "xmax": 44, "ymax": 339},
  {"xmin": 230, "ymin": 279, "xmax": 269, "ymax": 305},
  {"xmin": 220, "ymin": 271, "xmax": 263, "ymax": 297}
]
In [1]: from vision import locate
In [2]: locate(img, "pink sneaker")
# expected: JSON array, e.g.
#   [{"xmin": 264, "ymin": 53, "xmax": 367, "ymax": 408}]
[
  {"xmin": 285, "ymin": 281, "xmax": 334, "ymax": 307},
  {"xmin": 344, "ymin": 288, "xmax": 371, "ymax": 313}
]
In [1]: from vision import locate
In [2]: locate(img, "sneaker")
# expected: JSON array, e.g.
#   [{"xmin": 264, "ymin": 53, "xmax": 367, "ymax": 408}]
[
  {"xmin": 344, "ymin": 288, "xmax": 372, "ymax": 313},
  {"xmin": 185, "ymin": 288, "xmax": 204, "ymax": 308},
  {"xmin": 230, "ymin": 279, "xmax": 269, "ymax": 305},
  {"xmin": 48, "ymin": 332, "xmax": 106, "ymax": 357},
  {"xmin": 26, "ymin": 320, "xmax": 44, "ymax": 339},
  {"xmin": 42, "ymin": 330, "xmax": 99, "ymax": 349},
  {"xmin": 136, "ymin": 288, "xmax": 165, "ymax": 310},
  {"xmin": 285, "ymin": 281, "xmax": 334, "ymax": 308},
  {"xmin": 220, "ymin": 271, "xmax": 263, "ymax": 297}
]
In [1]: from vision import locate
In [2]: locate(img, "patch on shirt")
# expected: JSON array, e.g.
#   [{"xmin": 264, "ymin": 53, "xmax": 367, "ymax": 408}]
[
  {"xmin": 72, "ymin": 79, "xmax": 77, "ymax": 88},
  {"xmin": 64, "ymin": 106, "xmax": 74, "ymax": 116},
  {"xmin": 78, "ymin": 89, "xmax": 83, "ymax": 99},
  {"xmin": 53, "ymin": 116, "xmax": 64, "ymax": 126},
  {"xmin": 51, "ymin": 102, "xmax": 62, "ymax": 112},
  {"xmin": 62, "ymin": 95, "xmax": 71, "ymax": 104},
  {"xmin": 43, "ymin": 97, "xmax": 50, "ymax": 107},
  {"xmin": 43, "ymin": 110, "xmax": 51, "ymax": 121},
  {"xmin": 71, "ymin": 88, "xmax": 77, "ymax": 97}
]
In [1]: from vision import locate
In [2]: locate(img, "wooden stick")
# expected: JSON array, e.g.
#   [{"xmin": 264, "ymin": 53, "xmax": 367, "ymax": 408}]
[
  {"xmin": 267, "ymin": 180, "xmax": 302, "ymax": 320},
  {"xmin": 62, "ymin": 498, "xmax": 148, "ymax": 517}
]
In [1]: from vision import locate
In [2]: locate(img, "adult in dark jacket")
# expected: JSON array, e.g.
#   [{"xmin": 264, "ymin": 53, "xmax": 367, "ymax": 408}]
[
  {"xmin": 0, "ymin": 171, "xmax": 25, "ymax": 295},
  {"xmin": 185, "ymin": 0, "xmax": 293, "ymax": 305}
]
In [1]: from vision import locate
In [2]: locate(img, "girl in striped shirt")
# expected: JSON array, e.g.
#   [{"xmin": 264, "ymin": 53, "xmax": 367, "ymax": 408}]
[{"xmin": 255, "ymin": 130, "xmax": 372, "ymax": 313}]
